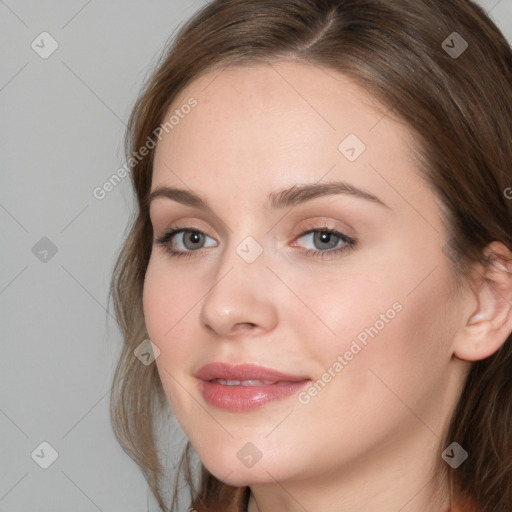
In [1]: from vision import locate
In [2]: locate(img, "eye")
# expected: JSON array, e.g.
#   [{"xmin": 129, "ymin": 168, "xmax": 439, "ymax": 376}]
[
  {"xmin": 154, "ymin": 225, "xmax": 356, "ymax": 260},
  {"xmin": 155, "ymin": 227, "xmax": 217, "ymax": 258},
  {"xmin": 292, "ymin": 227, "xmax": 356, "ymax": 259}
]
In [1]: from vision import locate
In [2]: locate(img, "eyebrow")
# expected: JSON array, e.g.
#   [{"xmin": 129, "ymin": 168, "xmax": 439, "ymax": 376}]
[{"xmin": 147, "ymin": 180, "xmax": 389, "ymax": 213}]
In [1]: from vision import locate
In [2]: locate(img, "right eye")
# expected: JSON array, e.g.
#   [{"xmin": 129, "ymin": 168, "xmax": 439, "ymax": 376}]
[{"xmin": 155, "ymin": 228, "xmax": 218, "ymax": 259}]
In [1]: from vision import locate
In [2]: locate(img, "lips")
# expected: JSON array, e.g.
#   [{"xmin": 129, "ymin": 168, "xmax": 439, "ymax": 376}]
[
  {"xmin": 195, "ymin": 362, "xmax": 311, "ymax": 411},
  {"xmin": 211, "ymin": 379, "xmax": 285, "ymax": 386},
  {"xmin": 195, "ymin": 362, "xmax": 310, "ymax": 384}
]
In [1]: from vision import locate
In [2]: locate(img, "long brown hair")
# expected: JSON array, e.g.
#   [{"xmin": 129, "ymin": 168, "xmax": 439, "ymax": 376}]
[{"xmin": 109, "ymin": 1, "xmax": 512, "ymax": 510}]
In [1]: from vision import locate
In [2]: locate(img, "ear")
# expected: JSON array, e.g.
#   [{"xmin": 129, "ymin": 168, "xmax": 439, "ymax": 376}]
[{"xmin": 453, "ymin": 241, "xmax": 512, "ymax": 362}]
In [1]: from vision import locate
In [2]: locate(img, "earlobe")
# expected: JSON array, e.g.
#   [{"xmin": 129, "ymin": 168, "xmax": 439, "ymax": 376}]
[{"xmin": 453, "ymin": 242, "xmax": 512, "ymax": 362}]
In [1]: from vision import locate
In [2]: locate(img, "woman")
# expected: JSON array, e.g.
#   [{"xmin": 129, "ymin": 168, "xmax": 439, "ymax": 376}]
[{"xmin": 109, "ymin": 0, "xmax": 512, "ymax": 510}]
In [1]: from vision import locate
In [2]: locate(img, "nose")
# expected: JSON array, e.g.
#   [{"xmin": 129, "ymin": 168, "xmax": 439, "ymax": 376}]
[{"xmin": 199, "ymin": 240, "xmax": 279, "ymax": 338}]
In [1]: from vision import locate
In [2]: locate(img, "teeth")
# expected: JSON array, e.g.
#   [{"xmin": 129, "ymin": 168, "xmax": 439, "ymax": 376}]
[
  {"xmin": 212, "ymin": 379, "xmax": 275, "ymax": 386},
  {"xmin": 241, "ymin": 380, "xmax": 274, "ymax": 386}
]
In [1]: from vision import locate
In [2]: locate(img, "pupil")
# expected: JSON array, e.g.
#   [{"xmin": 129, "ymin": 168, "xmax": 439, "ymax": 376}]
[{"xmin": 186, "ymin": 232, "xmax": 203, "ymax": 249}]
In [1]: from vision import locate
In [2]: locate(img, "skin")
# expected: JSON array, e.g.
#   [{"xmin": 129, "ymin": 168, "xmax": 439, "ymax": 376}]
[{"xmin": 142, "ymin": 61, "xmax": 512, "ymax": 512}]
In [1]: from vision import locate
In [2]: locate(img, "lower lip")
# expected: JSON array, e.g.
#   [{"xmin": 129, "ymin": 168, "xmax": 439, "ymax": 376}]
[{"xmin": 199, "ymin": 379, "xmax": 310, "ymax": 411}]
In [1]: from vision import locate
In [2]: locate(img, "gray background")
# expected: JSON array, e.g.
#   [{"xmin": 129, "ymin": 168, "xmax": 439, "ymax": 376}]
[{"xmin": 1, "ymin": 1, "xmax": 511, "ymax": 511}]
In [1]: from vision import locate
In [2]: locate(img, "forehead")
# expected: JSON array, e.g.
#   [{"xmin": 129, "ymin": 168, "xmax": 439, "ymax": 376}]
[
  {"xmin": 151, "ymin": 61, "xmax": 423, "ymax": 213},
  {"xmin": 155, "ymin": 61, "xmax": 399, "ymax": 154}
]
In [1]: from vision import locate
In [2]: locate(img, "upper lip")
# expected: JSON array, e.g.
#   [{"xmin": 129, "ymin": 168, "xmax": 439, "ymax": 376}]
[{"xmin": 195, "ymin": 362, "xmax": 311, "ymax": 383}]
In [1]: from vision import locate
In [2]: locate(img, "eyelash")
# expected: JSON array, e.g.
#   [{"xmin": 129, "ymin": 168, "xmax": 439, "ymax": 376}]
[{"xmin": 154, "ymin": 225, "xmax": 356, "ymax": 260}]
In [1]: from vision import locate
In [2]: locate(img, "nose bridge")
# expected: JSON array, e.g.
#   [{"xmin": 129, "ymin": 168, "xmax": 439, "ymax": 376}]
[
  {"xmin": 198, "ymin": 230, "xmax": 277, "ymax": 336},
  {"xmin": 216, "ymin": 225, "xmax": 268, "ymax": 282}
]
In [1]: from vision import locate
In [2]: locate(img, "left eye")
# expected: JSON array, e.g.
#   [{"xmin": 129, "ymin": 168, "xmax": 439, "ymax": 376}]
[
  {"xmin": 295, "ymin": 229, "xmax": 346, "ymax": 251},
  {"xmin": 293, "ymin": 228, "xmax": 356, "ymax": 256}
]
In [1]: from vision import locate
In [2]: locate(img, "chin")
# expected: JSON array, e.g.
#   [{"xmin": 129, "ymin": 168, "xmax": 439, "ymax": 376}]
[{"xmin": 196, "ymin": 444, "xmax": 300, "ymax": 487}]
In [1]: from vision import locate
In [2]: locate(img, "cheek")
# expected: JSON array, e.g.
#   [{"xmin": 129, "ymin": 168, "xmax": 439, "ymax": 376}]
[
  {"xmin": 142, "ymin": 259, "xmax": 169, "ymax": 341},
  {"xmin": 142, "ymin": 258, "xmax": 198, "ymax": 401},
  {"xmin": 285, "ymin": 264, "xmax": 402, "ymax": 361},
  {"xmin": 293, "ymin": 253, "xmax": 456, "ymax": 401},
  {"xmin": 285, "ymin": 266, "xmax": 455, "ymax": 456},
  {"xmin": 143, "ymin": 256, "xmax": 200, "ymax": 341}
]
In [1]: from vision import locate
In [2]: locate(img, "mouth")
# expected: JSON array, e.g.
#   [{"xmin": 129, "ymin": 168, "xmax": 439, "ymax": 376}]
[
  {"xmin": 195, "ymin": 362, "xmax": 311, "ymax": 411},
  {"xmin": 209, "ymin": 378, "xmax": 301, "ymax": 386},
  {"xmin": 195, "ymin": 361, "xmax": 310, "ymax": 384}
]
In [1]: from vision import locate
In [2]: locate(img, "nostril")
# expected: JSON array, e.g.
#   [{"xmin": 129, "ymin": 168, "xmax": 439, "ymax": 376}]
[{"xmin": 234, "ymin": 322, "xmax": 257, "ymax": 331}]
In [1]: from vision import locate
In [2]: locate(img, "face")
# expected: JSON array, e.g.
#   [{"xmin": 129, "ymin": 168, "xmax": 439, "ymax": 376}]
[{"xmin": 143, "ymin": 61, "xmax": 466, "ymax": 488}]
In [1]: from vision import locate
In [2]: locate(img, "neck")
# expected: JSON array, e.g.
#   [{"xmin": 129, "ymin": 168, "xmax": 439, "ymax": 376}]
[{"xmin": 246, "ymin": 426, "xmax": 451, "ymax": 512}]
